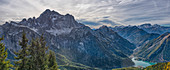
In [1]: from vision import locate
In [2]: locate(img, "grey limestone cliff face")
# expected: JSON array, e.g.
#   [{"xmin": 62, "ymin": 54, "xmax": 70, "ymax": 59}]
[{"xmin": 0, "ymin": 9, "xmax": 135, "ymax": 69}]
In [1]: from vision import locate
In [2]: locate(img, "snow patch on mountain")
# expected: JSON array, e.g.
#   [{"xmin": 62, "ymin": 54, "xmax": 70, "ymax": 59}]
[
  {"xmin": 78, "ymin": 42, "xmax": 86, "ymax": 52},
  {"xmin": 46, "ymin": 28, "xmax": 73, "ymax": 36},
  {"xmin": 10, "ymin": 22, "xmax": 39, "ymax": 33},
  {"xmin": 52, "ymin": 17, "xmax": 58, "ymax": 23},
  {"xmin": 11, "ymin": 23, "xmax": 27, "ymax": 28},
  {"xmin": 30, "ymin": 27, "xmax": 38, "ymax": 32}
]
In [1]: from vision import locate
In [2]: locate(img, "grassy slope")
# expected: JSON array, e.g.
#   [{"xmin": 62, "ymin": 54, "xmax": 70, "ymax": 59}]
[
  {"xmin": 112, "ymin": 62, "xmax": 170, "ymax": 70},
  {"xmin": 134, "ymin": 33, "xmax": 170, "ymax": 62},
  {"xmin": 144, "ymin": 62, "xmax": 170, "ymax": 70},
  {"xmin": 112, "ymin": 67, "xmax": 142, "ymax": 70},
  {"xmin": 56, "ymin": 53, "xmax": 99, "ymax": 70}
]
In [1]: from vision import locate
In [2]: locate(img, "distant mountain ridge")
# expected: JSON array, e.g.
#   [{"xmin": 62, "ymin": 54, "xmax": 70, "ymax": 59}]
[
  {"xmin": 134, "ymin": 32, "xmax": 170, "ymax": 62},
  {"xmin": 110, "ymin": 25, "xmax": 160, "ymax": 48},
  {"xmin": 138, "ymin": 23, "xmax": 170, "ymax": 34},
  {"xmin": 0, "ymin": 9, "xmax": 135, "ymax": 69},
  {"xmin": 110, "ymin": 24, "xmax": 170, "ymax": 58},
  {"xmin": 110, "ymin": 23, "xmax": 170, "ymax": 47}
]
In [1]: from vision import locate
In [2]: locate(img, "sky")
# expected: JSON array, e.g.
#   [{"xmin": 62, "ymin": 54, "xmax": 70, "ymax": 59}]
[{"xmin": 0, "ymin": 0, "xmax": 170, "ymax": 28}]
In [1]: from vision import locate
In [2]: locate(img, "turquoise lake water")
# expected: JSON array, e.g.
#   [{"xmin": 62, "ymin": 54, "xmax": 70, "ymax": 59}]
[{"xmin": 132, "ymin": 57, "xmax": 156, "ymax": 67}]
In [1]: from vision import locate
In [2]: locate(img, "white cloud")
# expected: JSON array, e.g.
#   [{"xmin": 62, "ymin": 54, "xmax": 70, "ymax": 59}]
[{"xmin": 0, "ymin": 0, "xmax": 170, "ymax": 28}]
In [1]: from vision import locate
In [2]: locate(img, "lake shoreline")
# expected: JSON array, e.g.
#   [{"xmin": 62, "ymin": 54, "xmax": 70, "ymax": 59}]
[{"xmin": 131, "ymin": 57, "xmax": 156, "ymax": 67}]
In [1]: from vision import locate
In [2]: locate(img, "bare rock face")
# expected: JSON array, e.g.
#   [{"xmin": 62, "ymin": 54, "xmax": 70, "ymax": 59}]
[{"xmin": 0, "ymin": 9, "xmax": 135, "ymax": 69}]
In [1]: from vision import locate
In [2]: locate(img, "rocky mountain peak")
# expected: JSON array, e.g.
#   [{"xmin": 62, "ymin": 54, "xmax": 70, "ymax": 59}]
[
  {"xmin": 3, "ymin": 9, "xmax": 83, "ymax": 31},
  {"xmin": 99, "ymin": 25, "xmax": 110, "ymax": 31},
  {"xmin": 65, "ymin": 14, "xmax": 75, "ymax": 21},
  {"xmin": 36, "ymin": 9, "xmax": 80, "ymax": 28},
  {"xmin": 139, "ymin": 23, "xmax": 152, "ymax": 27},
  {"xmin": 37, "ymin": 9, "xmax": 62, "ymax": 24},
  {"xmin": 138, "ymin": 23, "xmax": 170, "ymax": 34},
  {"xmin": 40, "ymin": 9, "xmax": 60, "ymax": 16},
  {"xmin": 97, "ymin": 25, "xmax": 112, "ymax": 33},
  {"xmin": 153, "ymin": 24, "xmax": 161, "ymax": 27}
]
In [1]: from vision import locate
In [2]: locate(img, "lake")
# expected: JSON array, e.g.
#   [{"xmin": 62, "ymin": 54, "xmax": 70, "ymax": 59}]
[{"xmin": 132, "ymin": 57, "xmax": 156, "ymax": 67}]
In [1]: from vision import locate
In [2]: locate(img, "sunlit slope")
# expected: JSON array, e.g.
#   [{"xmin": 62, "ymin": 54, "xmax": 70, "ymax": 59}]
[
  {"xmin": 113, "ymin": 62, "xmax": 170, "ymax": 70},
  {"xmin": 135, "ymin": 32, "xmax": 170, "ymax": 62}
]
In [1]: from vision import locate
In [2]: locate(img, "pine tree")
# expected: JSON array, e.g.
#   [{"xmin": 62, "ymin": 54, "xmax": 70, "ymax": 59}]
[
  {"xmin": 48, "ymin": 50, "xmax": 58, "ymax": 70},
  {"xmin": 27, "ymin": 38, "xmax": 37, "ymax": 70},
  {"xmin": 38, "ymin": 35, "xmax": 49, "ymax": 70},
  {"xmin": 0, "ymin": 36, "xmax": 13, "ymax": 70},
  {"xmin": 14, "ymin": 32, "xmax": 29, "ymax": 70},
  {"xmin": 15, "ymin": 33, "xmax": 59, "ymax": 70},
  {"xmin": 28, "ymin": 35, "xmax": 50, "ymax": 70}
]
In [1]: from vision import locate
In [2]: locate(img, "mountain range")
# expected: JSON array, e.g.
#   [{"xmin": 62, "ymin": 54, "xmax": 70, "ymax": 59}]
[
  {"xmin": 0, "ymin": 9, "xmax": 135, "ymax": 69},
  {"xmin": 0, "ymin": 9, "xmax": 170, "ymax": 70},
  {"xmin": 138, "ymin": 23, "xmax": 170, "ymax": 34},
  {"xmin": 110, "ymin": 24, "xmax": 170, "ymax": 53}
]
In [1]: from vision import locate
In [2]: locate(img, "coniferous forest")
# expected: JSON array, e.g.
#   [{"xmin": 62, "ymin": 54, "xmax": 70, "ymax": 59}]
[{"xmin": 0, "ymin": 32, "xmax": 58, "ymax": 70}]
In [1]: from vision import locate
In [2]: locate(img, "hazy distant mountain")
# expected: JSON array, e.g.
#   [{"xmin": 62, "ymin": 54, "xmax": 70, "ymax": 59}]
[
  {"xmin": 111, "ymin": 26, "xmax": 148, "ymax": 43},
  {"xmin": 161, "ymin": 24, "xmax": 170, "ymax": 27},
  {"xmin": 0, "ymin": 9, "xmax": 135, "ymax": 69},
  {"xmin": 133, "ymin": 33, "xmax": 160, "ymax": 52},
  {"xmin": 110, "ymin": 26, "xmax": 160, "ymax": 48},
  {"xmin": 138, "ymin": 23, "xmax": 170, "ymax": 34},
  {"xmin": 134, "ymin": 32, "xmax": 170, "ymax": 62},
  {"xmin": 77, "ymin": 19, "xmax": 120, "ymax": 28}
]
